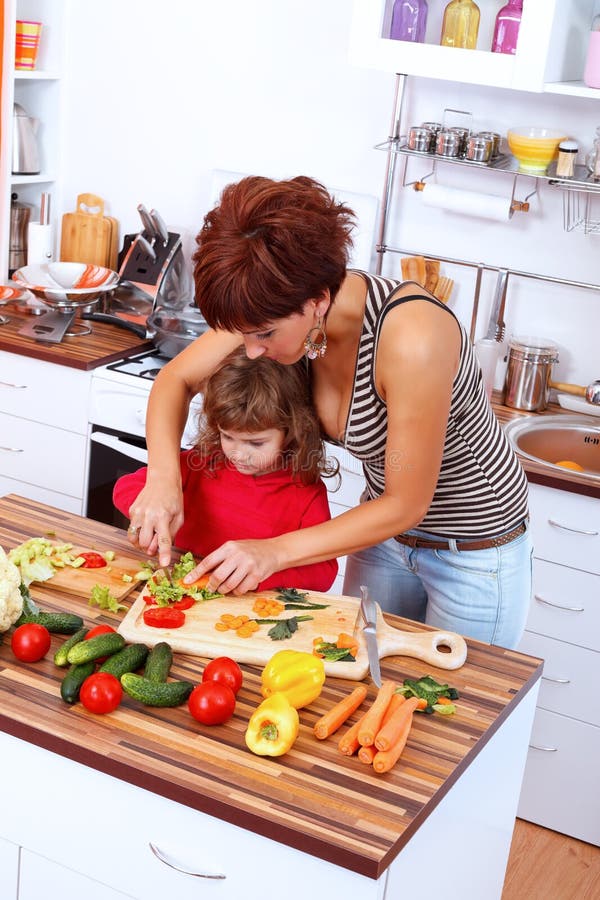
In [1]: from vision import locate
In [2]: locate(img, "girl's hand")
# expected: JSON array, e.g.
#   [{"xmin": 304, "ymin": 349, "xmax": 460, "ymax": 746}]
[
  {"xmin": 127, "ymin": 481, "xmax": 184, "ymax": 567},
  {"xmin": 183, "ymin": 539, "xmax": 280, "ymax": 595}
]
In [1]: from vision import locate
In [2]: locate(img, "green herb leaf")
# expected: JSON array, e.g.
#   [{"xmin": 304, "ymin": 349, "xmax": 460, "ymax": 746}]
[
  {"xmin": 266, "ymin": 615, "xmax": 313, "ymax": 641},
  {"xmin": 275, "ymin": 587, "xmax": 309, "ymax": 604},
  {"xmin": 283, "ymin": 602, "xmax": 328, "ymax": 610},
  {"xmin": 397, "ymin": 674, "xmax": 459, "ymax": 714},
  {"xmin": 314, "ymin": 641, "xmax": 356, "ymax": 662}
]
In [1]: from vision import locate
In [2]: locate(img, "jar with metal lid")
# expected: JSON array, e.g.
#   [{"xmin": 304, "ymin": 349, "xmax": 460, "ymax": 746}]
[
  {"xmin": 476, "ymin": 130, "xmax": 501, "ymax": 157},
  {"xmin": 448, "ymin": 126, "xmax": 469, "ymax": 155},
  {"xmin": 503, "ymin": 336, "xmax": 559, "ymax": 411},
  {"xmin": 466, "ymin": 134, "xmax": 492, "ymax": 163},
  {"xmin": 408, "ymin": 125, "xmax": 434, "ymax": 153},
  {"xmin": 435, "ymin": 129, "xmax": 462, "ymax": 158},
  {"xmin": 421, "ymin": 121, "xmax": 443, "ymax": 135}
]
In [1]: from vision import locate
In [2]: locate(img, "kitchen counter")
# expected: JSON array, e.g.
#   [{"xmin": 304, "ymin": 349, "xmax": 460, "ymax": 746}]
[
  {"xmin": 0, "ymin": 308, "xmax": 153, "ymax": 370},
  {"xmin": 0, "ymin": 494, "xmax": 542, "ymax": 897}
]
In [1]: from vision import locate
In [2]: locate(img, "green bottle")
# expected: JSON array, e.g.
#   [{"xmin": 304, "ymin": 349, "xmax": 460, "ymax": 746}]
[{"xmin": 440, "ymin": 0, "xmax": 480, "ymax": 50}]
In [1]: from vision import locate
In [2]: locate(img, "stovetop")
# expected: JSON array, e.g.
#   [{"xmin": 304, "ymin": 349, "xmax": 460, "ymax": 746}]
[{"xmin": 93, "ymin": 351, "xmax": 171, "ymax": 392}]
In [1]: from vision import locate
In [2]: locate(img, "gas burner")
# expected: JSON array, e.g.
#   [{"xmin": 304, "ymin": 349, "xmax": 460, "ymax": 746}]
[
  {"xmin": 139, "ymin": 367, "xmax": 163, "ymax": 379},
  {"xmin": 105, "ymin": 351, "xmax": 169, "ymax": 381}
]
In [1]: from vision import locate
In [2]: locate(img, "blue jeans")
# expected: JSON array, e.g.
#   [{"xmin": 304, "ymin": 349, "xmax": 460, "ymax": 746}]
[{"xmin": 343, "ymin": 523, "xmax": 532, "ymax": 649}]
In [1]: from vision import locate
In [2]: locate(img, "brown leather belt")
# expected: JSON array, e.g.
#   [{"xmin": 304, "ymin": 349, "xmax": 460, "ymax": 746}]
[{"xmin": 394, "ymin": 521, "xmax": 527, "ymax": 552}]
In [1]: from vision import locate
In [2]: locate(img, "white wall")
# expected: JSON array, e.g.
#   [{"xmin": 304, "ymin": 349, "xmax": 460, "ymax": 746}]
[{"xmin": 61, "ymin": 0, "xmax": 600, "ymax": 390}]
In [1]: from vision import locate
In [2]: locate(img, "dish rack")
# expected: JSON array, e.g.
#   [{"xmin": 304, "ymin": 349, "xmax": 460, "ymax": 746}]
[{"xmin": 547, "ymin": 164, "xmax": 600, "ymax": 235}]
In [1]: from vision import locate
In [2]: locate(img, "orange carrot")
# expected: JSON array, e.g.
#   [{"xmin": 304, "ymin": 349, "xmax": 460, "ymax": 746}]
[
  {"xmin": 372, "ymin": 713, "xmax": 415, "ymax": 774},
  {"xmin": 338, "ymin": 713, "xmax": 366, "ymax": 756},
  {"xmin": 358, "ymin": 744, "xmax": 377, "ymax": 765},
  {"xmin": 374, "ymin": 696, "xmax": 420, "ymax": 753},
  {"xmin": 313, "ymin": 685, "xmax": 368, "ymax": 740},
  {"xmin": 357, "ymin": 680, "xmax": 396, "ymax": 747}
]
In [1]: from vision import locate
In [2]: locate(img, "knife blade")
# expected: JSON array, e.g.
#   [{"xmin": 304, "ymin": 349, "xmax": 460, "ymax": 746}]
[{"xmin": 360, "ymin": 585, "xmax": 382, "ymax": 688}]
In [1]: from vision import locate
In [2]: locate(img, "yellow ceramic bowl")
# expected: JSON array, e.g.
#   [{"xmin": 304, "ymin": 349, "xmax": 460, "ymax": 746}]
[{"xmin": 507, "ymin": 127, "xmax": 567, "ymax": 173}]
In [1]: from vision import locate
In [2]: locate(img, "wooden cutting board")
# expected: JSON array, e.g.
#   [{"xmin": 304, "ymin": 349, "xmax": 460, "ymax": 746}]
[
  {"xmin": 39, "ymin": 547, "xmax": 142, "ymax": 600},
  {"xmin": 118, "ymin": 588, "xmax": 467, "ymax": 678},
  {"xmin": 60, "ymin": 193, "xmax": 118, "ymax": 269}
]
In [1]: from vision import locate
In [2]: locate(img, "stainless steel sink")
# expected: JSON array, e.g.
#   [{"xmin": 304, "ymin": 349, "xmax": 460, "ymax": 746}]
[{"xmin": 504, "ymin": 415, "xmax": 600, "ymax": 481}]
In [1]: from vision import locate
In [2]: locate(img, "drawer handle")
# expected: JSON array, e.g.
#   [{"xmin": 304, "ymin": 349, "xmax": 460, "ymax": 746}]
[
  {"xmin": 148, "ymin": 842, "xmax": 226, "ymax": 879},
  {"xmin": 534, "ymin": 594, "xmax": 584, "ymax": 613},
  {"xmin": 0, "ymin": 445, "xmax": 24, "ymax": 453},
  {"xmin": 529, "ymin": 743, "xmax": 558, "ymax": 752},
  {"xmin": 0, "ymin": 380, "xmax": 27, "ymax": 389},
  {"xmin": 547, "ymin": 518, "xmax": 598, "ymax": 537},
  {"xmin": 542, "ymin": 675, "xmax": 570, "ymax": 684}
]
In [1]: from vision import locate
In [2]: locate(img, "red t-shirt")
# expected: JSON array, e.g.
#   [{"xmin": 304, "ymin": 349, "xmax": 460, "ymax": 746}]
[{"xmin": 113, "ymin": 451, "xmax": 338, "ymax": 592}]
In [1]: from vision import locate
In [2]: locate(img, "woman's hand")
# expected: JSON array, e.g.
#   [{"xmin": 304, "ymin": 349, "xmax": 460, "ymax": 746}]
[
  {"xmin": 127, "ymin": 480, "xmax": 184, "ymax": 567},
  {"xmin": 183, "ymin": 539, "xmax": 281, "ymax": 595}
]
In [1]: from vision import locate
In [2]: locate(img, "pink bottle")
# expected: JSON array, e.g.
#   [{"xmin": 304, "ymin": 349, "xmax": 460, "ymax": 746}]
[
  {"xmin": 584, "ymin": 15, "xmax": 600, "ymax": 89},
  {"xmin": 491, "ymin": 0, "xmax": 522, "ymax": 56}
]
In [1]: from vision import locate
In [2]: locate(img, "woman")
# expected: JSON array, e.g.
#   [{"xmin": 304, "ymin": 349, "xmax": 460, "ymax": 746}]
[{"xmin": 129, "ymin": 175, "xmax": 531, "ymax": 648}]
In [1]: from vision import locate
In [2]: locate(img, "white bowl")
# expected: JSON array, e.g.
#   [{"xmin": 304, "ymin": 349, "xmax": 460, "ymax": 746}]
[{"xmin": 12, "ymin": 262, "xmax": 119, "ymax": 307}]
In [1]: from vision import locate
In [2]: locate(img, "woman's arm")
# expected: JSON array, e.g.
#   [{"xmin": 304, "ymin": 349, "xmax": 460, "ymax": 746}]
[
  {"xmin": 184, "ymin": 299, "xmax": 461, "ymax": 592},
  {"xmin": 129, "ymin": 328, "xmax": 241, "ymax": 564}
]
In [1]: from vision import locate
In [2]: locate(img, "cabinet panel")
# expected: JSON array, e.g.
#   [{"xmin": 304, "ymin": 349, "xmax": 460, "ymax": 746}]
[
  {"xmin": 529, "ymin": 483, "xmax": 600, "ymax": 576},
  {"xmin": 0, "ymin": 835, "xmax": 19, "ymax": 900},
  {"xmin": 528, "ymin": 558, "xmax": 600, "ymax": 652},
  {"xmin": 19, "ymin": 849, "xmax": 132, "ymax": 900},
  {"xmin": 0, "ymin": 473, "xmax": 83, "ymax": 513},
  {"xmin": 0, "ymin": 353, "xmax": 90, "ymax": 434},
  {"xmin": 0, "ymin": 411, "xmax": 86, "ymax": 495},
  {"xmin": 517, "ymin": 708, "xmax": 600, "ymax": 846},
  {"xmin": 518, "ymin": 630, "xmax": 600, "ymax": 727}
]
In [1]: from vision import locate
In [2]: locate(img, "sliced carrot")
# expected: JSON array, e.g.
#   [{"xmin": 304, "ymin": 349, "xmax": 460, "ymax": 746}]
[
  {"xmin": 313, "ymin": 684, "xmax": 368, "ymax": 740},
  {"xmin": 336, "ymin": 632, "xmax": 359, "ymax": 649},
  {"xmin": 214, "ymin": 622, "xmax": 229, "ymax": 632},
  {"xmin": 436, "ymin": 696, "xmax": 453, "ymax": 705},
  {"xmin": 374, "ymin": 696, "xmax": 420, "ymax": 753},
  {"xmin": 357, "ymin": 680, "xmax": 396, "ymax": 747},
  {"xmin": 358, "ymin": 745, "xmax": 377, "ymax": 765}
]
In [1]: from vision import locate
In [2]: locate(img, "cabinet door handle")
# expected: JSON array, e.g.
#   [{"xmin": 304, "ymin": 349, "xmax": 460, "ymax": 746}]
[
  {"xmin": 148, "ymin": 843, "xmax": 226, "ymax": 879},
  {"xmin": 0, "ymin": 380, "xmax": 27, "ymax": 389},
  {"xmin": 529, "ymin": 743, "xmax": 558, "ymax": 752},
  {"xmin": 534, "ymin": 594, "xmax": 584, "ymax": 613},
  {"xmin": 0, "ymin": 445, "xmax": 24, "ymax": 453},
  {"xmin": 547, "ymin": 518, "xmax": 598, "ymax": 537},
  {"xmin": 542, "ymin": 675, "xmax": 570, "ymax": 684}
]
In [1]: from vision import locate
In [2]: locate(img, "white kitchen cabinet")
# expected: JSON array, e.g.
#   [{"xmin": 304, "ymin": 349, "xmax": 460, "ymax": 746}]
[
  {"xmin": 0, "ymin": 0, "xmax": 68, "ymax": 276},
  {"xmin": 0, "ymin": 351, "xmax": 91, "ymax": 513},
  {"xmin": 350, "ymin": 0, "xmax": 600, "ymax": 96},
  {"xmin": 0, "ymin": 835, "xmax": 19, "ymax": 899},
  {"xmin": 324, "ymin": 442, "xmax": 365, "ymax": 594},
  {"xmin": 517, "ymin": 482, "xmax": 600, "ymax": 846},
  {"xmin": 19, "ymin": 850, "xmax": 133, "ymax": 900}
]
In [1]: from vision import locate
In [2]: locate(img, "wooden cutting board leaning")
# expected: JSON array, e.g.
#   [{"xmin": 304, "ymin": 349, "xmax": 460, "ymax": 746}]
[
  {"xmin": 60, "ymin": 193, "xmax": 119, "ymax": 270},
  {"xmin": 118, "ymin": 588, "xmax": 468, "ymax": 678},
  {"xmin": 39, "ymin": 547, "xmax": 142, "ymax": 600}
]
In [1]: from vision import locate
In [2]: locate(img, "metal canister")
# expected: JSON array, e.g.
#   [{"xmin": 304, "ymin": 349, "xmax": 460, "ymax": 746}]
[
  {"xmin": 477, "ymin": 131, "xmax": 501, "ymax": 158},
  {"xmin": 421, "ymin": 121, "xmax": 443, "ymax": 135},
  {"xmin": 408, "ymin": 126, "xmax": 434, "ymax": 153},
  {"xmin": 466, "ymin": 135, "xmax": 493, "ymax": 163},
  {"xmin": 435, "ymin": 130, "xmax": 462, "ymax": 158},
  {"xmin": 503, "ymin": 337, "xmax": 559, "ymax": 411},
  {"xmin": 448, "ymin": 127, "xmax": 470, "ymax": 156}
]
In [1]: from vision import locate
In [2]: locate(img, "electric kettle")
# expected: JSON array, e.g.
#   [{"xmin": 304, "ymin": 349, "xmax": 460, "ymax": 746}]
[{"xmin": 12, "ymin": 103, "xmax": 41, "ymax": 175}]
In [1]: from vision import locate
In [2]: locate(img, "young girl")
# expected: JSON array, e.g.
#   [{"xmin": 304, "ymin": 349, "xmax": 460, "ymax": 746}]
[{"xmin": 114, "ymin": 347, "xmax": 338, "ymax": 592}]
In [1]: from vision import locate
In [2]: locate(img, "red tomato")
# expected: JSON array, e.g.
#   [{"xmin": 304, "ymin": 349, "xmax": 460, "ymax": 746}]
[
  {"xmin": 11, "ymin": 623, "xmax": 51, "ymax": 663},
  {"xmin": 188, "ymin": 682, "xmax": 236, "ymax": 725},
  {"xmin": 143, "ymin": 607, "xmax": 186, "ymax": 629},
  {"xmin": 85, "ymin": 624, "xmax": 116, "ymax": 640},
  {"xmin": 171, "ymin": 596, "xmax": 195, "ymax": 610},
  {"xmin": 80, "ymin": 672, "xmax": 123, "ymax": 714},
  {"xmin": 202, "ymin": 656, "xmax": 243, "ymax": 696},
  {"xmin": 78, "ymin": 551, "xmax": 107, "ymax": 568}
]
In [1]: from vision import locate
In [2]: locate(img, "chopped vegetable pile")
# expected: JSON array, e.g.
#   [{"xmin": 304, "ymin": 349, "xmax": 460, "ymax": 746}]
[
  {"xmin": 8, "ymin": 538, "xmax": 80, "ymax": 586},
  {"xmin": 397, "ymin": 675, "xmax": 459, "ymax": 715}
]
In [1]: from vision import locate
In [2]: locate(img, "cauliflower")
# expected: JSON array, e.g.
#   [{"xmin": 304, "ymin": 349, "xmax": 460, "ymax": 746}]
[{"xmin": 0, "ymin": 545, "xmax": 24, "ymax": 632}]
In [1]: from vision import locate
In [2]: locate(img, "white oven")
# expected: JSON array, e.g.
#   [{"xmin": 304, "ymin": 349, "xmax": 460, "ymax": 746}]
[{"xmin": 86, "ymin": 352, "xmax": 201, "ymax": 529}]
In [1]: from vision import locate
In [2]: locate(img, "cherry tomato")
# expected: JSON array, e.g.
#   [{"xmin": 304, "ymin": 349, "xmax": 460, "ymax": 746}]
[
  {"xmin": 171, "ymin": 596, "xmax": 196, "ymax": 610},
  {"xmin": 202, "ymin": 656, "xmax": 243, "ymax": 696},
  {"xmin": 143, "ymin": 607, "xmax": 186, "ymax": 629},
  {"xmin": 11, "ymin": 623, "xmax": 51, "ymax": 663},
  {"xmin": 78, "ymin": 551, "xmax": 107, "ymax": 569},
  {"xmin": 188, "ymin": 681, "xmax": 236, "ymax": 725},
  {"xmin": 85, "ymin": 624, "xmax": 117, "ymax": 662},
  {"xmin": 80, "ymin": 672, "xmax": 123, "ymax": 714}
]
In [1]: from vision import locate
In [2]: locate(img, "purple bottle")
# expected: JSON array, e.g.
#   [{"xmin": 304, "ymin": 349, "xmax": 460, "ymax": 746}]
[
  {"xmin": 390, "ymin": 0, "xmax": 428, "ymax": 44},
  {"xmin": 491, "ymin": 0, "xmax": 523, "ymax": 55}
]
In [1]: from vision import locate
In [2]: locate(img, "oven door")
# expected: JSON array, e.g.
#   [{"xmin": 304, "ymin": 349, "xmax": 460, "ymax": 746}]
[{"xmin": 86, "ymin": 426, "xmax": 148, "ymax": 529}]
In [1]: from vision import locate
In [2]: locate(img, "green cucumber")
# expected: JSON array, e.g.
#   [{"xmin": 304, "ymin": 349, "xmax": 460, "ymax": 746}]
[
  {"xmin": 99, "ymin": 643, "xmax": 149, "ymax": 678},
  {"xmin": 16, "ymin": 611, "xmax": 84, "ymax": 634},
  {"xmin": 67, "ymin": 632, "xmax": 125, "ymax": 665},
  {"xmin": 60, "ymin": 662, "xmax": 95, "ymax": 705},
  {"xmin": 53, "ymin": 627, "xmax": 89, "ymax": 667},
  {"xmin": 121, "ymin": 673, "xmax": 194, "ymax": 707},
  {"xmin": 143, "ymin": 642, "xmax": 173, "ymax": 683}
]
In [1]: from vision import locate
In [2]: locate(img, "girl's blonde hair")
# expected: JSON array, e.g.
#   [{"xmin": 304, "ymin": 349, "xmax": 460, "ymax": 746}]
[{"xmin": 194, "ymin": 348, "xmax": 335, "ymax": 485}]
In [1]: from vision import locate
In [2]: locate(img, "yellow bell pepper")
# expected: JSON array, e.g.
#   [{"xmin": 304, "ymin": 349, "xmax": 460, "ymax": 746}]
[
  {"xmin": 245, "ymin": 693, "xmax": 299, "ymax": 757},
  {"xmin": 260, "ymin": 649, "xmax": 325, "ymax": 709}
]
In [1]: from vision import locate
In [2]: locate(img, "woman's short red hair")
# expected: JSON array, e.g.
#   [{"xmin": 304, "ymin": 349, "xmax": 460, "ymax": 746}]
[{"xmin": 193, "ymin": 175, "xmax": 356, "ymax": 331}]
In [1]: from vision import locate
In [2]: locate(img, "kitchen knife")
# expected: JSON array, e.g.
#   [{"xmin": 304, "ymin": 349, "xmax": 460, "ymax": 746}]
[
  {"xmin": 149, "ymin": 208, "xmax": 169, "ymax": 246},
  {"xmin": 137, "ymin": 203, "xmax": 158, "ymax": 242},
  {"xmin": 360, "ymin": 585, "xmax": 382, "ymax": 688}
]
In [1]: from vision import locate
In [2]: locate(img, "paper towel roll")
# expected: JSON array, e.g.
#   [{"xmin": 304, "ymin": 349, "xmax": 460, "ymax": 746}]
[{"xmin": 420, "ymin": 183, "xmax": 512, "ymax": 222}]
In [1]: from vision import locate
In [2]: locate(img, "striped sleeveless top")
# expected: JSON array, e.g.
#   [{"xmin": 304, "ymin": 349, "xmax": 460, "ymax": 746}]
[{"xmin": 332, "ymin": 271, "xmax": 529, "ymax": 538}]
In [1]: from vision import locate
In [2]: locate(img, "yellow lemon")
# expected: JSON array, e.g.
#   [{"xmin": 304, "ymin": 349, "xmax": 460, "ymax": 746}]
[{"xmin": 555, "ymin": 460, "xmax": 584, "ymax": 471}]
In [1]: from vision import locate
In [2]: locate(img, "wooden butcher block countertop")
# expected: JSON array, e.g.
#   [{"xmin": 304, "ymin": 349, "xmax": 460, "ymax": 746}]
[
  {"xmin": 0, "ymin": 308, "xmax": 153, "ymax": 370},
  {"xmin": 0, "ymin": 495, "xmax": 542, "ymax": 879}
]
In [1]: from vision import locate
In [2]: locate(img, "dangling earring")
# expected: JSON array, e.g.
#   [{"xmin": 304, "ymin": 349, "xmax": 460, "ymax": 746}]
[{"xmin": 304, "ymin": 314, "xmax": 327, "ymax": 360}]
